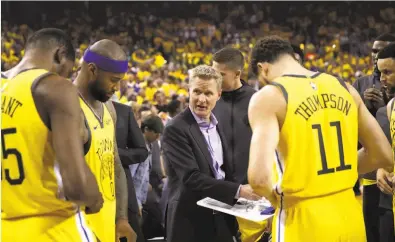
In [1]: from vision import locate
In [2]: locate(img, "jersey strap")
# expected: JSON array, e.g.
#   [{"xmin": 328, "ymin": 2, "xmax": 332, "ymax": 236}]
[{"xmin": 270, "ymin": 82, "xmax": 288, "ymax": 103}]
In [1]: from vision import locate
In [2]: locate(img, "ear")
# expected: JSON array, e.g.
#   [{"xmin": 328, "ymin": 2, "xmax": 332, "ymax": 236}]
[
  {"xmin": 235, "ymin": 70, "xmax": 242, "ymax": 78},
  {"xmin": 87, "ymin": 63, "xmax": 99, "ymax": 79},
  {"xmin": 257, "ymin": 62, "xmax": 270, "ymax": 77},
  {"xmin": 55, "ymin": 46, "xmax": 68, "ymax": 64},
  {"xmin": 217, "ymin": 89, "xmax": 222, "ymax": 100}
]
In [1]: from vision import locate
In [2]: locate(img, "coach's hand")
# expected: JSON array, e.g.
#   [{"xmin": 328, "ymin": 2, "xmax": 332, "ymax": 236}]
[
  {"xmin": 239, "ymin": 184, "xmax": 261, "ymax": 201},
  {"xmin": 116, "ymin": 218, "xmax": 137, "ymax": 242},
  {"xmin": 377, "ymin": 168, "xmax": 393, "ymax": 195}
]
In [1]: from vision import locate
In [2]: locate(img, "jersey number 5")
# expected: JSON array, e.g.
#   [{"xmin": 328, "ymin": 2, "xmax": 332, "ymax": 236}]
[
  {"xmin": 1, "ymin": 128, "xmax": 25, "ymax": 185},
  {"xmin": 312, "ymin": 121, "xmax": 352, "ymax": 175}
]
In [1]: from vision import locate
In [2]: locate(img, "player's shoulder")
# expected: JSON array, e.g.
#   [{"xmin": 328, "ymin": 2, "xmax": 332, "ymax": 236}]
[
  {"xmin": 250, "ymin": 84, "xmax": 285, "ymax": 110},
  {"xmin": 32, "ymin": 73, "xmax": 75, "ymax": 96}
]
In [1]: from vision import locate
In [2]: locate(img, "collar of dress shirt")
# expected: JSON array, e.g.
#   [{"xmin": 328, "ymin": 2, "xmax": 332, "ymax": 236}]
[{"xmin": 191, "ymin": 110, "xmax": 218, "ymax": 129}]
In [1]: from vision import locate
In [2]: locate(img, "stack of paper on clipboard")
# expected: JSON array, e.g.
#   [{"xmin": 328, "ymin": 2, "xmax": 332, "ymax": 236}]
[{"xmin": 197, "ymin": 197, "xmax": 274, "ymax": 222}]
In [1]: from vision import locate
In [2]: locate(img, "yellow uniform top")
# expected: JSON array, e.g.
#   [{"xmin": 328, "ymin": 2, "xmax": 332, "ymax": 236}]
[
  {"xmin": 1, "ymin": 69, "xmax": 77, "ymax": 220},
  {"xmin": 80, "ymin": 98, "xmax": 116, "ymax": 242},
  {"xmin": 274, "ymin": 73, "xmax": 358, "ymax": 202}
]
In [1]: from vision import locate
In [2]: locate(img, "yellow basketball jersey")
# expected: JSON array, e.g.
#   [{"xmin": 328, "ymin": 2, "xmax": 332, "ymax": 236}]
[
  {"xmin": 80, "ymin": 98, "xmax": 116, "ymax": 242},
  {"xmin": 1, "ymin": 69, "xmax": 79, "ymax": 219},
  {"xmin": 273, "ymin": 73, "xmax": 358, "ymax": 201}
]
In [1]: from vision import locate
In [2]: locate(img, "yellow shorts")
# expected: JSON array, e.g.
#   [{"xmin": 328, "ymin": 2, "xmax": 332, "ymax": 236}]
[
  {"xmin": 237, "ymin": 217, "xmax": 268, "ymax": 242},
  {"xmin": 2, "ymin": 210, "xmax": 97, "ymax": 242},
  {"xmin": 272, "ymin": 189, "xmax": 366, "ymax": 242}
]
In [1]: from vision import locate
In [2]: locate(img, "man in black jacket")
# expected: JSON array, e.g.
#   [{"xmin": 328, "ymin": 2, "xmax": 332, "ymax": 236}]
[
  {"xmin": 113, "ymin": 101, "xmax": 149, "ymax": 242},
  {"xmin": 212, "ymin": 47, "xmax": 256, "ymax": 185}
]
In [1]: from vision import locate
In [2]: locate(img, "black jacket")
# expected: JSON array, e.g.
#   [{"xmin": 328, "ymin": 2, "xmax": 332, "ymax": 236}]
[
  {"xmin": 113, "ymin": 101, "xmax": 149, "ymax": 213},
  {"xmin": 162, "ymin": 107, "xmax": 240, "ymax": 242},
  {"xmin": 213, "ymin": 81, "xmax": 256, "ymax": 184}
]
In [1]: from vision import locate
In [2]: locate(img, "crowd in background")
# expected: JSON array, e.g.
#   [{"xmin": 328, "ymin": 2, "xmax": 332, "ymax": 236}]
[
  {"xmin": 2, "ymin": 2, "xmax": 395, "ymax": 113},
  {"xmin": 2, "ymin": 2, "xmax": 395, "ymax": 241}
]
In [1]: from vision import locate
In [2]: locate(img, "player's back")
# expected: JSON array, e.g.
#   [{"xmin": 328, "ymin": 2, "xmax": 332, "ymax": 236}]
[
  {"xmin": 1, "ymin": 69, "xmax": 79, "ymax": 239},
  {"xmin": 274, "ymin": 73, "xmax": 358, "ymax": 200},
  {"xmin": 271, "ymin": 73, "xmax": 366, "ymax": 242}
]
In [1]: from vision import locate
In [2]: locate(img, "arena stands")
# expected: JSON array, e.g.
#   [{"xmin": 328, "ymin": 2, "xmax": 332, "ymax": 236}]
[{"xmin": 2, "ymin": 2, "xmax": 395, "ymax": 108}]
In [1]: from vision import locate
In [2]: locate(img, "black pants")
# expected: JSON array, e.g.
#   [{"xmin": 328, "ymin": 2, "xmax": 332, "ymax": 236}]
[
  {"xmin": 379, "ymin": 208, "xmax": 394, "ymax": 242},
  {"xmin": 120, "ymin": 209, "xmax": 145, "ymax": 242},
  {"xmin": 363, "ymin": 184, "xmax": 380, "ymax": 242}
]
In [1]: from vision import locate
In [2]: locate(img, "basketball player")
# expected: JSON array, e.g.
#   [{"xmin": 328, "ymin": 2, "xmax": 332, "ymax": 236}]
[
  {"xmin": 247, "ymin": 36, "xmax": 393, "ymax": 242},
  {"xmin": 74, "ymin": 39, "xmax": 136, "ymax": 242},
  {"xmin": 2, "ymin": 28, "xmax": 103, "ymax": 242}
]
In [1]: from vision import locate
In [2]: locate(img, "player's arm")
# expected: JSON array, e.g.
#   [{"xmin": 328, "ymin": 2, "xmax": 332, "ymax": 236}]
[
  {"xmin": 347, "ymin": 83, "xmax": 393, "ymax": 173},
  {"xmin": 105, "ymin": 101, "xmax": 128, "ymax": 220},
  {"xmin": 248, "ymin": 86, "xmax": 284, "ymax": 205},
  {"xmin": 38, "ymin": 76, "xmax": 102, "ymax": 207}
]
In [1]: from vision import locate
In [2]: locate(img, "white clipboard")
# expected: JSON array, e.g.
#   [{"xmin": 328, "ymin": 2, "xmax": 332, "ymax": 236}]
[{"xmin": 197, "ymin": 197, "xmax": 274, "ymax": 222}]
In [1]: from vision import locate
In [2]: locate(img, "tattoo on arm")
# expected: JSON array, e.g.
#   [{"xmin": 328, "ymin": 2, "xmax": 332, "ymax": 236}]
[{"xmin": 106, "ymin": 101, "xmax": 128, "ymax": 220}]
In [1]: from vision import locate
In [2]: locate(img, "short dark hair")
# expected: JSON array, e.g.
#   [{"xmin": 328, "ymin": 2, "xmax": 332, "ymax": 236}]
[
  {"xmin": 25, "ymin": 28, "xmax": 75, "ymax": 61},
  {"xmin": 375, "ymin": 33, "xmax": 395, "ymax": 42},
  {"xmin": 141, "ymin": 114, "xmax": 164, "ymax": 134},
  {"xmin": 167, "ymin": 99, "xmax": 181, "ymax": 114},
  {"xmin": 291, "ymin": 44, "xmax": 304, "ymax": 63},
  {"xmin": 377, "ymin": 43, "xmax": 395, "ymax": 59},
  {"xmin": 213, "ymin": 47, "xmax": 244, "ymax": 70},
  {"xmin": 250, "ymin": 36, "xmax": 294, "ymax": 75}
]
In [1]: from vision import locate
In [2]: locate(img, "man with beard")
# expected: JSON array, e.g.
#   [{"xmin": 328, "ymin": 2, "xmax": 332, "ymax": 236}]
[
  {"xmin": 378, "ymin": 43, "xmax": 395, "ymax": 242},
  {"xmin": 74, "ymin": 39, "xmax": 136, "ymax": 242},
  {"xmin": 352, "ymin": 33, "xmax": 395, "ymax": 242}
]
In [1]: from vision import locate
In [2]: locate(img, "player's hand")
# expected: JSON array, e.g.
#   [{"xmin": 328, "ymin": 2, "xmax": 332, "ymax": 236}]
[
  {"xmin": 116, "ymin": 218, "xmax": 137, "ymax": 242},
  {"xmin": 85, "ymin": 193, "xmax": 104, "ymax": 214},
  {"xmin": 364, "ymin": 88, "xmax": 385, "ymax": 109},
  {"xmin": 239, "ymin": 184, "xmax": 261, "ymax": 201},
  {"xmin": 377, "ymin": 168, "xmax": 393, "ymax": 195}
]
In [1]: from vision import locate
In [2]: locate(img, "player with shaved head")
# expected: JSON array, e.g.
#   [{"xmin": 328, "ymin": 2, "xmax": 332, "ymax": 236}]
[{"xmin": 74, "ymin": 39, "xmax": 137, "ymax": 242}]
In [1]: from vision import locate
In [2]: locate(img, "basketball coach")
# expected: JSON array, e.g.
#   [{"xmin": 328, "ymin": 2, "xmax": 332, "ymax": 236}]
[{"xmin": 161, "ymin": 65, "xmax": 260, "ymax": 242}]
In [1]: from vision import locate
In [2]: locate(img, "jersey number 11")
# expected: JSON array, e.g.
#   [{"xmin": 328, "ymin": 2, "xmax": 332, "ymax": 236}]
[{"xmin": 312, "ymin": 121, "xmax": 352, "ymax": 175}]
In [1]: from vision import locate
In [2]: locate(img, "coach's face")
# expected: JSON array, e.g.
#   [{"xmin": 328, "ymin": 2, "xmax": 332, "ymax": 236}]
[
  {"xmin": 88, "ymin": 63, "xmax": 124, "ymax": 102},
  {"xmin": 378, "ymin": 58, "xmax": 395, "ymax": 96},
  {"xmin": 189, "ymin": 77, "xmax": 221, "ymax": 121}
]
